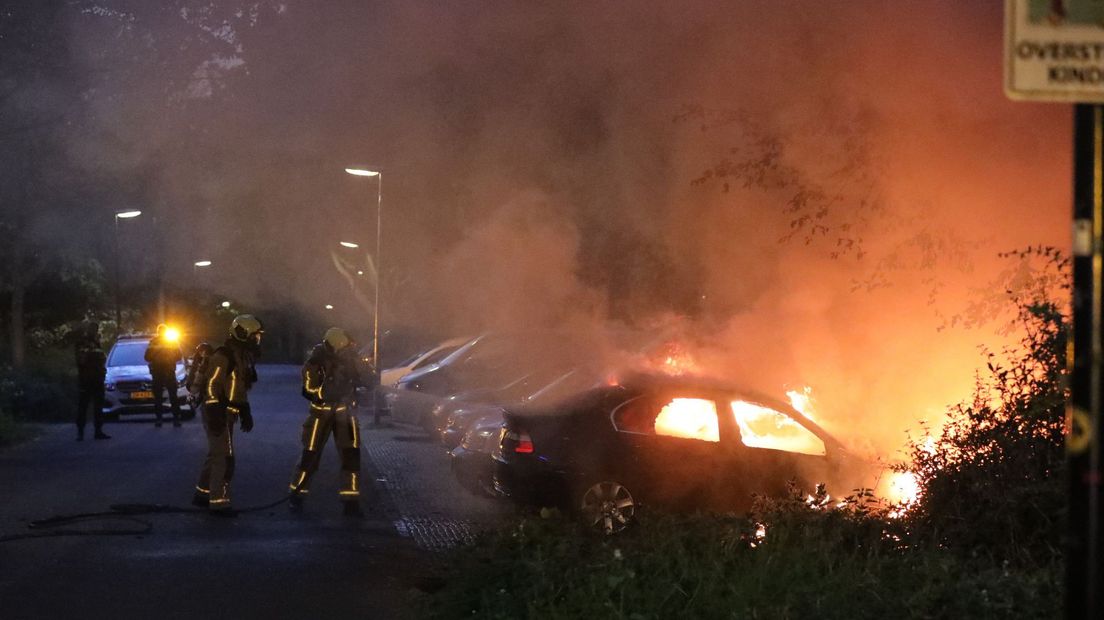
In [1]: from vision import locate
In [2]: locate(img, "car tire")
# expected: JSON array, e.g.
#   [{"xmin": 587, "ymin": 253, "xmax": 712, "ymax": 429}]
[{"xmin": 575, "ymin": 479, "xmax": 638, "ymax": 535}]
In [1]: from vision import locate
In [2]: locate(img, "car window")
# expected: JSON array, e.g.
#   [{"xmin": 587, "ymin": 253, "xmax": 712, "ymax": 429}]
[
  {"xmin": 613, "ymin": 396, "xmax": 720, "ymax": 442},
  {"xmin": 414, "ymin": 345, "xmax": 461, "ymax": 370},
  {"xmin": 398, "ymin": 350, "xmax": 429, "ymax": 367},
  {"xmin": 108, "ymin": 341, "xmax": 149, "ymax": 367},
  {"xmin": 730, "ymin": 401, "xmax": 826, "ymax": 456}
]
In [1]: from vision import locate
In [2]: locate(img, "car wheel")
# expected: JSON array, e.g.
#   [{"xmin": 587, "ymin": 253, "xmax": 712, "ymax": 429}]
[{"xmin": 578, "ymin": 480, "xmax": 637, "ymax": 535}]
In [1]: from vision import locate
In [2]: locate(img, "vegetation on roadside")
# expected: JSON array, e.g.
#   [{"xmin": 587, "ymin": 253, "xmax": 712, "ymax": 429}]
[{"xmin": 429, "ymin": 260, "xmax": 1068, "ymax": 619}]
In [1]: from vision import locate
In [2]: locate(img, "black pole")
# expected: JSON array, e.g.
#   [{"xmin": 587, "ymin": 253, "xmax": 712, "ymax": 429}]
[
  {"xmin": 113, "ymin": 215, "xmax": 121, "ymax": 336},
  {"xmin": 1069, "ymin": 103, "xmax": 1104, "ymax": 619}
]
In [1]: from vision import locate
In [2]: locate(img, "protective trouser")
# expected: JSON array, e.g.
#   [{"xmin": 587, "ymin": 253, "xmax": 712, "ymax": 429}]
[
  {"xmin": 152, "ymin": 372, "xmax": 181, "ymax": 423},
  {"xmin": 76, "ymin": 383, "xmax": 105, "ymax": 436},
  {"xmin": 289, "ymin": 404, "xmax": 361, "ymax": 499},
  {"xmin": 195, "ymin": 403, "xmax": 236, "ymax": 510}
]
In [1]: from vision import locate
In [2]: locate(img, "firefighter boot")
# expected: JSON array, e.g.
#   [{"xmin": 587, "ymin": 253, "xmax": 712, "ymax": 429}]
[
  {"xmin": 342, "ymin": 499, "xmax": 363, "ymax": 518},
  {"xmin": 289, "ymin": 492, "xmax": 305, "ymax": 512}
]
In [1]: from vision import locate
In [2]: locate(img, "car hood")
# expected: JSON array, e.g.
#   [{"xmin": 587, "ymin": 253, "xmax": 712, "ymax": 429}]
[{"xmin": 106, "ymin": 364, "xmax": 185, "ymax": 382}]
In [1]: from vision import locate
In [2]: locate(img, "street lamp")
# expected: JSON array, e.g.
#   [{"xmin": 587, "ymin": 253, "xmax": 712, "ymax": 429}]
[
  {"xmin": 339, "ymin": 241, "xmax": 360, "ymax": 249},
  {"xmin": 344, "ymin": 166, "xmax": 382, "ymax": 368},
  {"xmin": 113, "ymin": 209, "xmax": 143, "ymax": 334}
]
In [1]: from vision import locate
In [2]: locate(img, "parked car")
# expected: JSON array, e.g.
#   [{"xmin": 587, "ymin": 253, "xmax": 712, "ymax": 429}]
[
  {"xmin": 493, "ymin": 373, "xmax": 860, "ymax": 534},
  {"xmin": 439, "ymin": 367, "xmax": 598, "ymax": 448},
  {"xmin": 103, "ymin": 335, "xmax": 192, "ymax": 418},
  {"xmin": 380, "ymin": 336, "xmax": 470, "ymax": 388},
  {"xmin": 390, "ymin": 331, "xmax": 583, "ymax": 431},
  {"xmin": 449, "ymin": 411, "xmax": 509, "ymax": 497},
  {"xmin": 448, "ymin": 367, "xmax": 604, "ymax": 496}
]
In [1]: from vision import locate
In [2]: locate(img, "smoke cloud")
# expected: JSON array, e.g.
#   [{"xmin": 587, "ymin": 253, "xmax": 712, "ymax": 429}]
[{"xmin": 56, "ymin": 0, "xmax": 1068, "ymax": 459}]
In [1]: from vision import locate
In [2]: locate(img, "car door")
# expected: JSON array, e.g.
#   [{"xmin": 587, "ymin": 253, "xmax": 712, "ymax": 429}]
[
  {"xmin": 610, "ymin": 393, "xmax": 724, "ymax": 510},
  {"xmin": 715, "ymin": 398, "xmax": 830, "ymax": 507}
]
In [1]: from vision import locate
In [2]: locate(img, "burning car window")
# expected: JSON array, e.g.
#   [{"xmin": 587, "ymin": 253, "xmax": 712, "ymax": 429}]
[
  {"xmin": 653, "ymin": 398, "xmax": 720, "ymax": 442},
  {"xmin": 730, "ymin": 401, "xmax": 825, "ymax": 456}
]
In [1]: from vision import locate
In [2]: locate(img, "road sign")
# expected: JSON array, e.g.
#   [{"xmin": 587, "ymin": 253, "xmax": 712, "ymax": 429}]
[{"xmin": 1006, "ymin": 0, "xmax": 1104, "ymax": 102}]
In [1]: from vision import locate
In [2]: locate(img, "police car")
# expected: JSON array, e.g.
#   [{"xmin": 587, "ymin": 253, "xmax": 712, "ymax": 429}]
[{"xmin": 103, "ymin": 334, "xmax": 193, "ymax": 418}]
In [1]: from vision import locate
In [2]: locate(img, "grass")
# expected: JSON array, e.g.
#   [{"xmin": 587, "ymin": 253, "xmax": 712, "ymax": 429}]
[{"xmin": 428, "ymin": 510, "xmax": 1060, "ymax": 619}]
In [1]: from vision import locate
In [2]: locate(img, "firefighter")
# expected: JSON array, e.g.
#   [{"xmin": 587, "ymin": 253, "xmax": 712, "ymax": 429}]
[
  {"xmin": 74, "ymin": 322, "xmax": 110, "ymax": 441},
  {"xmin": 192, "ymin": 315, "xmax": 263, "ymax": 515},
  {"xmin": 288, "ymin": 327, "xmax": 367, "ymax": 517},
  {"xmin": 184, "ymin": 342, "xmax": 215, "ymax": 409},
  {"xmin": 145, "ymin": 323, "xmax": 183, "ymax": 428}
]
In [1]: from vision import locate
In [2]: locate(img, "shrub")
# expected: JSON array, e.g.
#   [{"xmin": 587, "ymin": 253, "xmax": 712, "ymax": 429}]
[{"xmin": 904, "ymin": 297, "xmax": 1066, "ymax": 566}]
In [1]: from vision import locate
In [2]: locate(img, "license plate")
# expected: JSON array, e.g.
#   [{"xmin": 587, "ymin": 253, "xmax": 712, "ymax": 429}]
[{"xmin": 130, "ymin": 391, "xmax": 154, "ymax": 400}]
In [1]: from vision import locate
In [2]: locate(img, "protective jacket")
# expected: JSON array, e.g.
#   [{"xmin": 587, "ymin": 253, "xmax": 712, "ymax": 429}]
[
  {"xmin": 301, "ymin": 343, "xmax": 362, "ymax": 410},
  {"xmin": 205, "ymin": 337, "xmax": 258, "ymax": 407}
]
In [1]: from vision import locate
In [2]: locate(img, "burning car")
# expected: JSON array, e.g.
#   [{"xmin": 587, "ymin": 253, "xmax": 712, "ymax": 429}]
[
  {"xmin": 493, "ymin": 373, "xmax": 860, "ymax": 534},
  {"xmin": 447, "ymin": 368, "xmax": 603, "ymax": 496}
]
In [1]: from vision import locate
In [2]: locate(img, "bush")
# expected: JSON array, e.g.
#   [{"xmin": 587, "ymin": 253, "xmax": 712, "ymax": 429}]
[
  {"xmin": 0, "ymin": 348, "xmax": 77, "ymax": 423},
  {"xmin": 905, "ymin": 297, "xmax": 1066, "ymax": 567},
  {"xmin": 428, "ymin": 506, "xmax": 1059, "ymax": 619}
]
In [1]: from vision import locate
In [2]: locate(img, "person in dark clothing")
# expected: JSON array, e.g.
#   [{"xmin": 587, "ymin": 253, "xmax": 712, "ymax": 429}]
[
  {"xmin": 288, "ymin": 327, "xmax": 369, "ymax": 517},
  {"xmin": 75, "ymin": 322, "xmax": 110, "ymax": 441},
  {"xmin": 193, "ymin": 315, "xmax": 263, "ymax": 515},
  {"xmin": 145, "ymin": 323, "xmax": 183, "ymax": 428}
]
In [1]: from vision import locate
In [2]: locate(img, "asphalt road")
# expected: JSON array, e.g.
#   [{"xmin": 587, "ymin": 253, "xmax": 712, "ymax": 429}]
[{"xmin": 0, "ymin": 364, "xmax": 510, "ymax": 619}]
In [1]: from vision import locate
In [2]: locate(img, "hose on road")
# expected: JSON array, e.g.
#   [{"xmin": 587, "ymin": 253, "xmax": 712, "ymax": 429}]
[{"xmin": 0, "ymin": 493, "xmax": 293, "ymax": 544}]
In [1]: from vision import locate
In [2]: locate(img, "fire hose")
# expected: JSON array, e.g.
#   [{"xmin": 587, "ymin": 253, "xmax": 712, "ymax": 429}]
[{"xmin": 0, "ymin": 492, "xmax": 295, "ymax": 544}]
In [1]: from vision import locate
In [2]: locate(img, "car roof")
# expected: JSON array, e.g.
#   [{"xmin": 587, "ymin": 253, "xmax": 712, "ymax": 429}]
[{"xmin": 511, "ymin": 370, "xmax": 844, "ymax": 449}]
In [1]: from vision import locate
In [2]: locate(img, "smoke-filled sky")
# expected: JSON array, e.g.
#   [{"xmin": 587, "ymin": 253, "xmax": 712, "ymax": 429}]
[{"xmin": 41, "ymin": 1, "xmax": 1072, "ymax": 457}]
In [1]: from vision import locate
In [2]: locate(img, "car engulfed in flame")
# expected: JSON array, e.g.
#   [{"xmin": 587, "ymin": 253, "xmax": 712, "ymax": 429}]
[{"xmin": 493, "ymin": 372, "xmax": 871, "ymax": 534}]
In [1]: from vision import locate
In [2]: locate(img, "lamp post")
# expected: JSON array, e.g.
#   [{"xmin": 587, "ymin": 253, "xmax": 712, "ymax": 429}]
[
  {"xmin": 346, "ymin": 166, "xmax": 383, "ymax": 424},
  {"xmin": 344, "ymin": 167, "xmax": 382, "ymax": 367},
  {"xmin": 193, "ymin": 260, "xmax": 212, "ymax": 274},
  {"xmin": 113, "ymin": 209, "xmax": 142, "ymax": 335}
]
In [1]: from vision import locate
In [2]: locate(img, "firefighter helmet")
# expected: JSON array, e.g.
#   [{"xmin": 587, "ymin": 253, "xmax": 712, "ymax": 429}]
[
  {"xmin": 323, "ymin": 327, "xmax": 352, "ymax": 352},
  {"xmin": 230, "ymin": 314, "xmax": 264, "ymax": 342}
]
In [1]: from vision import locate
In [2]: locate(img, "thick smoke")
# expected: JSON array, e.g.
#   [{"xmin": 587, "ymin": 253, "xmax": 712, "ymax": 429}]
[{"xmin": 62, "ymin": 1, "xmax": 1068, "ymax": 459}]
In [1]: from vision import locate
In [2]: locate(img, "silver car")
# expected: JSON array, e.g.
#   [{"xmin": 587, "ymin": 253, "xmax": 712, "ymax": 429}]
[{"xmin": 103, "ymin": 336, "xmax": 193, "ymax": 418}]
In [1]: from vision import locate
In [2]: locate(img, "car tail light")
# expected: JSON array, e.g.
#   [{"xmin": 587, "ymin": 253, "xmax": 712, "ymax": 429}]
[
  {"xmin": 515, "ymin": 432, "xmax": 534, "ymax": 453},
  {"xmin": 502, "ymin": 429, "xmax": 535, "ymax": 454}
]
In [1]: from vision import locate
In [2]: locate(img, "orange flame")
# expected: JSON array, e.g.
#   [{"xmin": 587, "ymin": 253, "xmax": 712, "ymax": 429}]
[
  {"xmin": 879, "ymin": 471, "xmax": 921, "ymax": 513},
  {"xmin": 649, "ymin": 341, "xmax": 700, "ymax": 376},
  {"xmin": 730, "ymin": 400, "xmax": 826, "ymax": 456},
  {"xmin": 785, "ymin": 386, "xmax": 817, "ymax": 422},
  {"xmin": 653, "ymin": 398, "xmax": 720, "ymax": 442}
]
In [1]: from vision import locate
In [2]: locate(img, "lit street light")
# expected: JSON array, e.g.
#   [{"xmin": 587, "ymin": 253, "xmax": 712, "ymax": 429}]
[
  {"xmin": 339, "ymin": 241, "xmax": 360, "ymax": 249},
  {"xmin": 325, "ymin": 304, "xmax": 334, "ymax": 310},
  {"xmin": 113, "ymin": 209, "xmax": 143, "ymax": 334},
  {"xmin": 345, "ymin": 166, "xmax": 382, "ymax": 367},
  {"xmin": 194, "ymin": 260, "xmax": 212, "ymax": 267},
  {"xmin": 346, "ymin": 165, "xmax": 383, "ymax": 424}
]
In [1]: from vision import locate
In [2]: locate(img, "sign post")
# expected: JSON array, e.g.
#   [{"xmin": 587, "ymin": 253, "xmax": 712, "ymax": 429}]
[{"xmin": 1007, "ymin": 2, "xmax": 1104, "ymax": 618}]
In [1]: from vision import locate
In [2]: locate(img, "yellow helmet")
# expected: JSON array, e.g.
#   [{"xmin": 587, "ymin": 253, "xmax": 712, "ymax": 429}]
[
  {"xmin": 230, "ymin": 314, "xmax": 264, "ymax": 341},
  {"xmin": 323, "ymin": 327, "xmax": 352, "ymax": 351}
]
